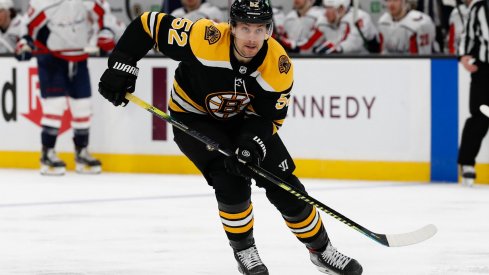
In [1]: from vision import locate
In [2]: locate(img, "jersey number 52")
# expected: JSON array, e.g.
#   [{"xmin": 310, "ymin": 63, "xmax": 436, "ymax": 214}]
[{"xmin": 168, "ymin": 18, "xmax": 193, "ymax": 46}]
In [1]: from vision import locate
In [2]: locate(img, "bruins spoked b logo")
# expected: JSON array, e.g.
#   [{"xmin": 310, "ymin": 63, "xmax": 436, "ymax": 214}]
[
  {"xmin": 205, "ymin": 25, "xmax": 221, "ymax": 45},
  {"xmin": 205, "ymin": 92, "xmax": 253, "ymax": 119},
  {"xmin": 278, "ymin": 55, "xmax": 291, "ymax": 74}
]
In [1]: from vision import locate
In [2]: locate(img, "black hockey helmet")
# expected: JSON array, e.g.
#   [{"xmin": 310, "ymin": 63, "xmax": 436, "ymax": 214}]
[{"xmin": 229, "ymin": 0, "xmax": 273, "ymax": 25}]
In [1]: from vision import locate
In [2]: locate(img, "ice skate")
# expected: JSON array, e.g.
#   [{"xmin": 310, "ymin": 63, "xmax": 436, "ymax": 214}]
[
  {"xmin": 309, "ymin": 242, "xmax": 362, "ymax": 275},
  {"xmin": 40, "ymin": 147, "xmax": 66, "ymax": 176},
  {"xmin": 461, "ymin": 165, "xmax": 475, "ymax": 187},
  {"xmin": 234, "ymin": 245, "xmax": 269, "ymax": 275},
  {"xmin": 75, "ymin": 147, "xmax": 102, "ymax": 174}
]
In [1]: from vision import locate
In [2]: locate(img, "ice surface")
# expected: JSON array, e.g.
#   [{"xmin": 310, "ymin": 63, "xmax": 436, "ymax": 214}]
[{"xmin": 0, "ymin": 169, "xmax": 488, "ymax": 275}]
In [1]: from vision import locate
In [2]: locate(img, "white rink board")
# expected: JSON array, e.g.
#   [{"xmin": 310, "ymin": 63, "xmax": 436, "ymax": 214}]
[
  {"xmin": 0, "ymin": 58, "xmax": 181, "ymax": 155},
  {"xmin": 283, "ymin": 59, "xmax": 431, "ymax": 161},
  {"xmin": 0, "ymin": 57, "xmax": 436, "ymax": 163}
]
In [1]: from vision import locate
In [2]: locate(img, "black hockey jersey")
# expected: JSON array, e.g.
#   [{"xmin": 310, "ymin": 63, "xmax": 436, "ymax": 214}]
[{"xmin": 116, "ymin": 12, "xmax": 294, "ymax": 140}]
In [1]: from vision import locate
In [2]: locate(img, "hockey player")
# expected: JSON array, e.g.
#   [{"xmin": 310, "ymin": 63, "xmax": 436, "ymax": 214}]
[
  {"xmin": 17, "ymin": 0, "xmax": 123, "ymax": 175},
  {"xmin": 378, "ymin": 0, "xmax": 437, "ymax": 54},
  {"xmin": 277, "ymin": 0, "xmax": 325, "ymax": 52},
  {"xmin": 447, "ymin": 0, "xmax": 468, "ymax": 54},
  {"xmin": 171, "ymin": 0, "xmax": 225, "ymax": 22},
  {"xmin": 0, "ymin": 0, "xmax": 25, "ymax": 54},
  {"xmin": 314, "ymin": 0, "xmax": 380, "ymax": 54},
  {"xmin": 98, "ymin": 0, "xmax": 363, "ymax": 274}
]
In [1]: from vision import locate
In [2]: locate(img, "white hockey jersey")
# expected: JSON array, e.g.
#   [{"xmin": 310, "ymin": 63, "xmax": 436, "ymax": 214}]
[
  {"xmin": 171, "ymin": 2, "xmax": 225, "ymax": 23},
  {"xmin": 26, "ymin": 0, "xmax": 123, "ymax": 61},
  {"xmin": 0, "ymin": 15, "xmax": 25, "ymax": 53},
  {"xmin": 284, "ymin": 6, "xmax": 325, "ymax": 42},
  {"xmin": 378, "ymin": 10, "xmax": 436, "ymax": 54},
  {"xmin": 316, "ymin": 8, "xmax": 380, "ymax": 54},
  {"xmin": 273, "ymin": 7, "xmax": 287, "ymax": 36},
  {"xmin": 448, "ymin": 4, "xmax": 468, "ymax": 54}
]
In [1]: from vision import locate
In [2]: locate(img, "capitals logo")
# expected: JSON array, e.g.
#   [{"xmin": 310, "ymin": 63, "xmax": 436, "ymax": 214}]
[{"xmin": 205, "ymin": 92, "xmax": 253, "ymax": 119}]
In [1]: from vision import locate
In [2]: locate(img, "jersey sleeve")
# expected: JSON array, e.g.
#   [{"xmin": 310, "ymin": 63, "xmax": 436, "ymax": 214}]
[
  {"xmin": 95, "ymin": 0, "xmax": 126, "ymax": 40},
  {"xmin": 140, "ymin": 12, "xmax": 197, "ymax": 61},
  {"xmin": 83, "ymin": 0, "xmax": 125, "ymax": 46},
  {"xmin": 337, "ymin": 22, "xmax": 364, "ymax": 53},
  {"xmin": 416, "ymin": 16, "xmax": 437, "ymax": 54},
  {"xmin": 84, "ymin": 0, "xmax": 107, "ymax": 31},
  {"xmin": 357, "ymin": 12, "xmax": 379, "ymax": 41},
  {"xmin": 115, "ymin": 11, "xmax": 199, "ymax": 62},
  {"xmin": 241, "ymin": 40, "xmax": 294, "ymax": 141},
  {"xmin": 26, "ymin": 1, "xmax": 49, "ymax": 42}
]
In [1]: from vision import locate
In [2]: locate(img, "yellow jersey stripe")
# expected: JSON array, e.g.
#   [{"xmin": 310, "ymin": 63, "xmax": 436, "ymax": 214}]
[
  {"xmin": 294, "ymin": 218, "xmax": 323, "ymax": 239},
  {"xmin": 274, "ymin": 119, "xmax": 285, "ymax": 126},
  {"xmin": 223, "ymin": 219, "xmax": 254, "ymax": 234},
  {"xmin": 169, "ymin": 98, "xmax": 185, "ymax": 112},
  {"xmin": 140, "ymin": 12, "xmax": 152, "ymax": 38},
  {"xmin": 155, "ymin": 13, "xmax": 166, "ymax": 49},
  {"xmin": 173, "ymin": 80, "xmax": 206, "ymax": 113},
  {"xmin": 285, "ymin": 207, "xmax": 316, "ymax": 229},
  {"xmin": 219, "ymin": 204, "xmax": 253, "ymax": 220}
]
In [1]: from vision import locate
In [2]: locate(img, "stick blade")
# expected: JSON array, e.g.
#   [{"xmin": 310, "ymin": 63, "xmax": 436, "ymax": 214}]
[
  {"xmin": 480, "ymin": 105, "xmax": 489, "ymax": 118},
  {"xmin": 385, "ymin": 224, "xmax": 437, "ymax": 247}
]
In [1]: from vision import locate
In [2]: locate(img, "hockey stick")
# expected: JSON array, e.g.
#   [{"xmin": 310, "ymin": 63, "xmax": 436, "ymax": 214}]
[
  {"xmin": 32, "ymin": 46, "xmax": 100, "ymax": 56},
  {"xmin": 480, "ymin": 105, "xmax": 489, "ymax": 118},
  {"xmin": 125, "ymin": 93, "xmax": 437, "ymax": 247}
]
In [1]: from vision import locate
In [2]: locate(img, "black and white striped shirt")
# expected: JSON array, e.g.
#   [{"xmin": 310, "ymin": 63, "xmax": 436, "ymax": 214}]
[{"xmin": 460, "ymin": 0, "xmax": 489, "ymax": 63}]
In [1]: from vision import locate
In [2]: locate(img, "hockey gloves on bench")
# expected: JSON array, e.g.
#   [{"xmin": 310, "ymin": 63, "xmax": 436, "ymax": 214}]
[
  {"xmin": 224, "ymin": 136, "xmax": 266, "ymax": 179},
  {"xmin": 98, "ymin": 50, "xmax": 139, "ymax": 106}
]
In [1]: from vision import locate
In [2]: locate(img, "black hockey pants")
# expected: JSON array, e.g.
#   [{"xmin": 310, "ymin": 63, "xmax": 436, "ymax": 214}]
[{"xmin": 458, "ymin": 64, "xmax": 489, "ymax": 166}]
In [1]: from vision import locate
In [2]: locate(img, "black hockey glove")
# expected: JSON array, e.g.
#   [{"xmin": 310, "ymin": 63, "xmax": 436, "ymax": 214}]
[
  {"xmin": 224, "ymin": 136, "xmax": 266, "ymax": 178},
  {"xmin": 98, "ymin": 50, "xmax": 139, "ymax": 106}
]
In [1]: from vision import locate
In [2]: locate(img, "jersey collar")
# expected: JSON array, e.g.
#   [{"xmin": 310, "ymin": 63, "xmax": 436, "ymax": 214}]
[{"xmin": 229, "ymin": 36, "xmax": 268, "ymax": 77}]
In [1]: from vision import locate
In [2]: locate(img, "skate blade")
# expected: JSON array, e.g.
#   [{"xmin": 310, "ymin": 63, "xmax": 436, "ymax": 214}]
[
  {"xmin": 40, "ymin": 165, "xmax": 66, "ymax": 176},
  {"xmin": 75, "ymin": 163, "xmax": 102, "ymax": 174}
]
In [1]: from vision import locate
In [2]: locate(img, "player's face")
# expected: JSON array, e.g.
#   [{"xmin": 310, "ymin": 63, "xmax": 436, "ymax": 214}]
[
  {"xmin": 181, "ymin": 0, "xmax": 202, "ymax": 10},
  {"xmin": 233, "ymin": 22, "xmax": 268, "ymax": 58},
  {"xmin": 386, "ymin": 0, "xmax": 404, "ymax": 17},
  {"xmin": 293, "ymin": 0, "xmax": 310, "ymax": 10},
  {"xmin": 0, "ymin": 9, "xmax": 10, "ymax": 29},
  {"xmin": 325, "ymin": 6, "xmax": 338, "ymax": 23}
]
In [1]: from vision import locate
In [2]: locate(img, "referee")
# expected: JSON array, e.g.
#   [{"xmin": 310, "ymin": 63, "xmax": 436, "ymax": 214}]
[{"xmin": 458, "ymin": 0, "xmax": 489, "ymax": 186}]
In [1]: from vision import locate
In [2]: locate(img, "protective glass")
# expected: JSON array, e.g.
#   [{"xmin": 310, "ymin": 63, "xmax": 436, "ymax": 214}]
[{"xmin": 232, "ymin": 22, "xmax": 273, "ymax": 41}]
